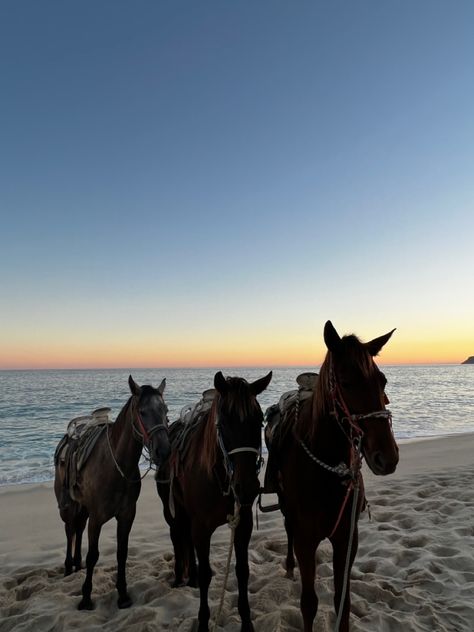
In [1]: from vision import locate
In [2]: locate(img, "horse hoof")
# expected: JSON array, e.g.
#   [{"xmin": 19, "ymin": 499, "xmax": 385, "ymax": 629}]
[
  {"xmin": 118, "ymin": 595, "xmax": 132, "ymax": 609},
  {"xmin": 64, "ymin": 568, "xmax": 73, "ymax": 577},
  {"xmin": 172, "ymin": 579, "xmax": 186, "ymax": 588},
  {"xmin": 285, "ymin": 569, "xmax": 295, "ymax": 580},
  {"xmin": 187, "ymin": 577, "xmax": 198, "ymax": 588},
  {"xmin": 78, "ymin": 598, "xmax": 94, "ymax": 610}
]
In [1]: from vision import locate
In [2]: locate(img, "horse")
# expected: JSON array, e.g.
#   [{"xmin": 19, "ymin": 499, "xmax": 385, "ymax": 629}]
[
  {"xmin": 157, "ymin": 370, "xmax": 272, "ymax": 632},
  {"xmin": 54, "ymin": 375, "xmax": 170, "ymax": 610},
  {"xmin": 265, "ymin": 321, "xmax": 399, "ymax": 632}
]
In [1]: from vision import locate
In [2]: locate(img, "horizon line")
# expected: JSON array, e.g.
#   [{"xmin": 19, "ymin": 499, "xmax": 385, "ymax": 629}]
[{"xmin": 0, "ymin": 361, "xmax": 465, "ymax": 372}]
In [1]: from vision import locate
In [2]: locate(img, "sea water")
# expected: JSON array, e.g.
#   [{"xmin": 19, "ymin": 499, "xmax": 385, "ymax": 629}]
[{"xmin": 0, "ymin": 365, "xmax": 472, "ymax": 486}]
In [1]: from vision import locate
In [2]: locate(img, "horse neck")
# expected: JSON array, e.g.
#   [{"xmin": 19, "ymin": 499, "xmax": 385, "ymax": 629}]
[
  {"xmin": 110, "ymin": 398, "xmax": 142, "ymax": 471},
  {"xmin": 305, "ymin": 389, "xmax": 351, "ymax": 466},
  {"xmin": 198, "ymin": 404, "xmax": 219, "ymax": 476}
]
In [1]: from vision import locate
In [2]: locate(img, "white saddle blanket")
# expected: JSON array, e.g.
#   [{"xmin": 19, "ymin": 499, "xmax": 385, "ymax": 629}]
[
  {"xmin": 67, "ymin": 407, "xmax": 112, "ymax": 440},
  {"xmin": 179, "ymin": 389, "xmax": 216, "ymax": 424}
]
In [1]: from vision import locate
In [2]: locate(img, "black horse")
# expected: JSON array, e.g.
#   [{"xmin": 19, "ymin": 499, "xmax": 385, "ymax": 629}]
[{"xmin": 157, "ymin": 371, "xmax": 272, "ymax": 632}]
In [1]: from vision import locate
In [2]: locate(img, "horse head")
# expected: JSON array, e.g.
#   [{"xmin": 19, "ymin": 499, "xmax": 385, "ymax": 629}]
[
  {"xmin": 128, "ymin": 375, "xmax": 171, "ymax": 469},
  {"xmin": 214, "ymin": 371, "xmax": 272, "ymax": 506},
  {"xmin": 322, "ymin": 321, "xmax": 399, "ymax": 476}
]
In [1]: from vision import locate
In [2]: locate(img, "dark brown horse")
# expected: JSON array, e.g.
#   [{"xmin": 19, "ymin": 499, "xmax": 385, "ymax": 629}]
[
  {"xmin": 54, "ymin": 375, "xmax": 170, "ymax": 610},
  {"xmin": 157, "ymin": 371, "xmax": 272, "ymax": 632},
  {"xmin": 266, "ymin": 322, "xmax": 399, "ymax": 632}
]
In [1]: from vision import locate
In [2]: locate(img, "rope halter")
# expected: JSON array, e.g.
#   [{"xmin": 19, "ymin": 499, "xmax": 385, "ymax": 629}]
[
  {"xmin": 298, "ymin": 355, "xmax": 392, "ymax": 480},
  {"xmin": 107, "ymin": 396, "xmax": 169, "ymax": 483},
  {"xmin": 215, "ymin": 413, "xmax": 263, "ymax": 498}
]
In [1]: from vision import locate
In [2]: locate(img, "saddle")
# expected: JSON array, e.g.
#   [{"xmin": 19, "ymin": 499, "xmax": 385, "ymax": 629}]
[
  {"xmin": 263, "ymin": 372, "xmax": 318, "ymax": 494},
  {"xmin": 55, "ymin": 408, "xmax": 112, "ymax": 509}
]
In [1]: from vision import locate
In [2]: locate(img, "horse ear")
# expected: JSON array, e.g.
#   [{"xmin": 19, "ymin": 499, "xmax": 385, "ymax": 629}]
[
  {"xmin": 250, "ymin": 371, "xmax": 273, "ymax": 395},
  {"xmin": 365, "ymin": 329, "xmax": 396, "ymax": 356},
  {"xmin": 157, "ymin": 378, "xmax": 166, "ymax": 395},
  {"xmin": 128, "ymin": 375, "xmax": 141, "ymax": 396},
  {"xmin": 324, "ymin": 321, "xmax": 341, "ymax": 353},
  {"xmin": 214, "ymin": 371, "xmax": 228, "ymax": 395}
]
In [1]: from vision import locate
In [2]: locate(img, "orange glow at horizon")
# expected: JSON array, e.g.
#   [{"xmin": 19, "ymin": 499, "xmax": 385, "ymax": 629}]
[{"xmin": 1, "ymin": 330, "xmax": 471, "ymax": 369}]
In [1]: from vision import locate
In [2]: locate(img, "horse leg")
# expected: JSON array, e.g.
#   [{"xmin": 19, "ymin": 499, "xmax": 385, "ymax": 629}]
[
  {"xmin": 78, "ymin": 518, "xmax": 102, "ymax": 610},
  {"xmin": 293, "ymin": 530, "xmax": 319, "ymax": 632},
  {"xmin": 185, "ymin": 523, "xmax": 198, "ymax": 588},
  {"xmin": 63, "ymin": 516, "xmax": 75, "ymax": 577},
  {"xmin": 173, "ymin": 510, "xmax": 198, "ymax": 588},
  {"xmin": 73, "ymin": 507, "xmax": 88, "ymax": 572},
  {"xmin": 169, "ymin": 517, "xmax": 187, "ymax": 587},
  {"xmin": 234, "ymin": 506, "xmax": 254, "ymax": 632},
  {"xmin": 115, "ymin": 504, "xmax": 136, "ymax": 608},
  {"xmin": 193, "ymin": 526, "xmax": 212, "ymax": 632},
  {"xmin": 284, "ymin": 515, "xmax": 295, "ymax": 579},
  {"xmin": 331, "ymin": 527, "xmax": 359, "ymax": 632}
]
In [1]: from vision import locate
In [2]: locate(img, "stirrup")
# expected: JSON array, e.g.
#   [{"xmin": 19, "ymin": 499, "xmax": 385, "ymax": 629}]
[{"xmin": 257, "ymin": 489, "xmax": 280, "ymax": 513}]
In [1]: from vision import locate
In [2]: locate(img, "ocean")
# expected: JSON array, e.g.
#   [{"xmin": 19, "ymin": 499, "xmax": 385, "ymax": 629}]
[{"xmin": 0, "ymin": 365, "xmax": 472, "ymax": 486}]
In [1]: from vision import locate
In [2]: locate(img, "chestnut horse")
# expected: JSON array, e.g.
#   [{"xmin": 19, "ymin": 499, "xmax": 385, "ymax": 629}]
[
  {"xmin": 54, "ymin": 376, "xmax": 170, "ymax": 609},
  {"xmin": 266, "ymin": 322, "xmax": 399, "ymax": 632},
  {"xmin": 157, "ymin": 370, "xmax": 272, "ymax": 632}
]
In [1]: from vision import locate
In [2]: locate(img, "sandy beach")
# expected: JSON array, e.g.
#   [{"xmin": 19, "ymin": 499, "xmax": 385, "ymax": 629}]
[{"xmin": 1, "ymin": 434, "xmax": 473, "ymax": 631}]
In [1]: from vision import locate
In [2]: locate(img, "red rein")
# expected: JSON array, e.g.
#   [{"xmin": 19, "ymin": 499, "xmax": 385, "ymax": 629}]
[{"xmin": 135, "ymin": 412, "xmax": 150, "ymax": 443}]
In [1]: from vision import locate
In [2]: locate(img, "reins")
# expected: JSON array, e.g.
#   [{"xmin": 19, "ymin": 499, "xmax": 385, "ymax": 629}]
[
  {"xmin": 210, "ymin": 406, "xmax": 262, "ymax": 629},
  {"xmin": 210, "ymin": 500, "xmax": 241, "ymax": 632},
  {"xmin": 294, "ymin": 355, "xmax": 390, "ymax": 632}
]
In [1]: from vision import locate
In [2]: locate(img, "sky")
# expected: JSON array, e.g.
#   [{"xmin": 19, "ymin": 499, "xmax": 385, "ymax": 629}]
[{"xmin": 1, "ymin": 1, "xmax": 473, "ymax": 369}]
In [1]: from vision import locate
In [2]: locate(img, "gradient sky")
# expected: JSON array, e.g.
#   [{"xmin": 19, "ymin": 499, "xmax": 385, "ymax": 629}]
[{"xmin": 1, "ymin": 1, "xmax": 473, "ymax": 369}]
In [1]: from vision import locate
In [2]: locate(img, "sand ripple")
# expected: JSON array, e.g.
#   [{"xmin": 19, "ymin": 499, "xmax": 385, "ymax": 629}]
[{"xmin": 1, "ymin": 461, "xmax": 474, "ymax": 631}]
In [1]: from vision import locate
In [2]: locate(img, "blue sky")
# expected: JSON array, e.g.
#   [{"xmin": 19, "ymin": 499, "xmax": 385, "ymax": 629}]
[{"xmin": 1, "ymin": 1, "xmax": 473, "ymax": 368}]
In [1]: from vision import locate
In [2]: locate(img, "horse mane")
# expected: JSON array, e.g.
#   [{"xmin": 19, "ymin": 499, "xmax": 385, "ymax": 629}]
[
  {"xmin": 110, "ymin": 396, "xmax": 133, "ymax": 441},
  {"xmin": 198, "ymin": 378, "xmax": 263, "ymax": 476},
  {"xmin": 300, "ymin": 334, "xmax": 377, "ymax": 442},
  {"xmin": 199, "ymin": 398, "xmax": 219, "ymax": 476}
]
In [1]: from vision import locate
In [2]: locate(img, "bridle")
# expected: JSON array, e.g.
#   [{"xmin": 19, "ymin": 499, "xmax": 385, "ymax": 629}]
[
  {"xmin": 215, "ymin": 411, "xmax": 264, "ymax": 499},
  {"xmin": 297, "ymin": 354, "xmax": 392, "ymax": 480},
  {"xmin": 328, "ymin": 355, "xmax": 392, "ymax": 440},
  {"xmin": 131, "ymin": 400, "xmax": 169, "ymax": 447},
  {"xmin": 107, "ymin": 396, "xmax": 169, "ymax": 482}
]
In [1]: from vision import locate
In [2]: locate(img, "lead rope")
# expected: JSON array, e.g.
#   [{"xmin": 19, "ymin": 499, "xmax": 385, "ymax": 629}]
[
  {"xmin": 210, "ymin": 502, "xmax": 240, "ymax": 632},
  {"xmin": 334, "ymin": 479, "xmax": 360, "ymax": 632}
]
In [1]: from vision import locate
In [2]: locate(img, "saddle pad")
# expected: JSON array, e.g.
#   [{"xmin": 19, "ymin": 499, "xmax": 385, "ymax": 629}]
[
  {"xmin": 67, "ymin": 407, "xmax": 112, "ymax": 439},
  {"xmin": 75, "ymin": 424, "xmax": 108, "ymax": 471},
  {"xmin": 54, "ymin": 434, "xmax": 69, "ymax": 466}
]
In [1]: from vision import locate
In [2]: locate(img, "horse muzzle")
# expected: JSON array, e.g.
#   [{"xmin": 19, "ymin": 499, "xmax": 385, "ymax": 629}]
[
  {"xmin": 232, "ymin": 477, "xmax": 260, "ymax": 507},
  {"xmin": 366, "ymin": 448, "xmax": 399, "ymax": 476},
  {"xmin": 150, "ymin": 428, "xmax": 171, "ymax": 468}
]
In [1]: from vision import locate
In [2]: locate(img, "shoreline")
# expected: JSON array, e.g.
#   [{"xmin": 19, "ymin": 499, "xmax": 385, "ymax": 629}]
[
  {"xmin": 2, "ymin": 430, "xmax": 474, "ymax": 491},
  {"xmin": 1, "ymin": 433, "xmax": 474, "ymax": 630}
]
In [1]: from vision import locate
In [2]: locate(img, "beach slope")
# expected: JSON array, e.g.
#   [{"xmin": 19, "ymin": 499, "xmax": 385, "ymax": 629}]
[{"xmin": 1, "ymin": 434, "xmax": 473, "ymax": 631}]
